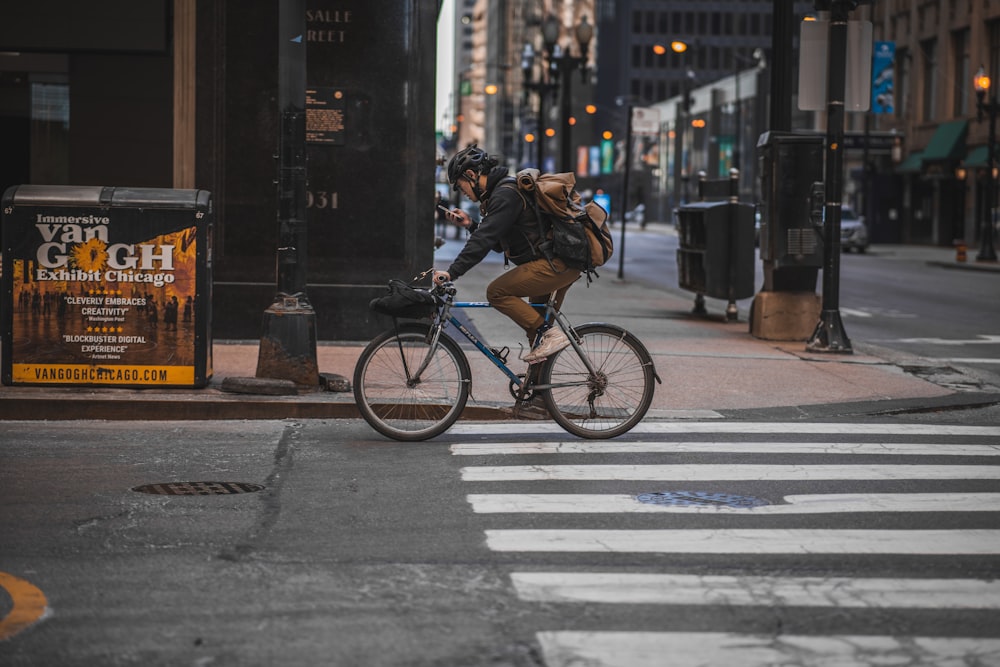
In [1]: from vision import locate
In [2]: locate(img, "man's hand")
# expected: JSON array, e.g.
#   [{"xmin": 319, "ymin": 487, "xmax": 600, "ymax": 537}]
[
  {"xmin": 432, "ymin": 270, "xmax": 451, "ymax": 285},
  {"xmin": 445, "ymin": 207, "xmax": 471, "ymax": 229}
]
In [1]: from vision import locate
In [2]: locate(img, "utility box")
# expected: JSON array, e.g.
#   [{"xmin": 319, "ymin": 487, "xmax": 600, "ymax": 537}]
[
  {"xmin": 1, "ymin": 185, "xmax": 213, "ymax": 388},
  {"xmin": 676, "ymin": 200, "xmax": 756, "ymax": 303},
  {"xmin": 757, "ymin": 131, "xmax": 825, "ymax": 269}
]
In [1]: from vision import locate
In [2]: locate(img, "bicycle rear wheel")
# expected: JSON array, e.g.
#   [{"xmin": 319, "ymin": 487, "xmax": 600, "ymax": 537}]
[
  {"xmin": 353, "ymin": 323, "xmax": 471, "ymax": 441},
  {"xmin": 541, "ymin": 323, "xmax": 656, "ymax": 439}
]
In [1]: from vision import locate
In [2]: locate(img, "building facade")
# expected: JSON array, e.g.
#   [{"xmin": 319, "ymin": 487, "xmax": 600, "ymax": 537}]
[
  {"xmin": 1, "ymin": 1, "xmax": 439, "ymax": 341},
  {"xmin": 866, "ymin": 0, "xmax": 1000, "ymax": 248}
]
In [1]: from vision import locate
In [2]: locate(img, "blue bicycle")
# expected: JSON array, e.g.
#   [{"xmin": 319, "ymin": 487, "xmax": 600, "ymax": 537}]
[{"xmin": 353, "ymin": 277, "xmax": 660, "ymax": 441}]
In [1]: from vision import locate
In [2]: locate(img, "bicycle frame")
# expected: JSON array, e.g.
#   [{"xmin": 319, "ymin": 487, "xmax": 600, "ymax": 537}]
[{"xmin": 404, "ymin": 291, "xmax": 602, "ymax": 398}]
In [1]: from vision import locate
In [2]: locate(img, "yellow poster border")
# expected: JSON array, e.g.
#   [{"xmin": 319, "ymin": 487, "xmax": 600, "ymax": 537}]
[{"xmin": 12, "ymin": 363, "xmax": 195, "ymax": 386}]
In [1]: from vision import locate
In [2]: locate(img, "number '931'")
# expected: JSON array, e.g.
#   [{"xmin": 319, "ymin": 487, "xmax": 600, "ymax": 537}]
[{"xmin": 307, "ymin": 191, "xmax": 338, "ymax": 209}]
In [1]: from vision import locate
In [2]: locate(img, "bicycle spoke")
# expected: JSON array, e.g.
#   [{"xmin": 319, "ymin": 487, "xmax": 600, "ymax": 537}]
[
  {"xmin": 354, "ymin": 324, "xmax": 470, "ymax": 441},
  {"xmin": 542, "ymin": 324, "xmax": 656, "ymax": 438}
]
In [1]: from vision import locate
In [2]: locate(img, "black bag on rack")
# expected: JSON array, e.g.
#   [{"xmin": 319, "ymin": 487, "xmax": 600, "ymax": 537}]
[{"xmin": 369, "ymin": 280, "xmax": 438, "ymax": 319}]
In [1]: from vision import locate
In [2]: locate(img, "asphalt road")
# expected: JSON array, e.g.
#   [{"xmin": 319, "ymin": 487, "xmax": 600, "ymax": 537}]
[{"xmin": 2, "ymin": 415, "xmax": 998, "ymax": 666}]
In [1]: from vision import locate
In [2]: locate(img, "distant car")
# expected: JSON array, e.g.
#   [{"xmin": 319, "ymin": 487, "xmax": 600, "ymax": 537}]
[{"xmin": 840, "ymin": 205, "xmax": 870, "ymax": 253}]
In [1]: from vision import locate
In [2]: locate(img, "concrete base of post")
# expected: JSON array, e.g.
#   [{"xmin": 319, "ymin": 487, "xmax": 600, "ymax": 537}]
[
  {"xmin": 748, "ymin": 291, "xmax": 822, "ymax": 341},
  {"xmin": 256, "ymin": 303, "xmax": 320, "ymax": 389}
]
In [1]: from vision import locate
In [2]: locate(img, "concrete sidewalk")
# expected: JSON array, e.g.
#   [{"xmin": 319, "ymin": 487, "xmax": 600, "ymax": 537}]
[{"xmin": 2, "ymin": 233, "xmax": 998, "ymax": 422}]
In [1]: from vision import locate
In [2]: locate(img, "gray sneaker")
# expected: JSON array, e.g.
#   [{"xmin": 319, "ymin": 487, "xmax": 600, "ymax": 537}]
[{"xmin": 524, "ymin": 327, "xmax": 570, "ymax": 364}]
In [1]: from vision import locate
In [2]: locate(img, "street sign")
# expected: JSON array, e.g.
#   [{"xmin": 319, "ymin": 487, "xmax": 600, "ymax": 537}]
[
  {"xmin": 631, "ymin": 107, "xmax": 660, "ymax": 135},
  {"xmin": 798, "ymin": 19, "xmax": 873, "ymax": 112}
]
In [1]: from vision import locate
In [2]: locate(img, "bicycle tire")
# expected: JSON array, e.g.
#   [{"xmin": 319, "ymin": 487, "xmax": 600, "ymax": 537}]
[
  {"xmin": 540, "ymin": 323, "xmax": 656, "ymax": 439},
  {"xmin": 353, "ymin": 323, "xmax": 471, "ymax": 441}
]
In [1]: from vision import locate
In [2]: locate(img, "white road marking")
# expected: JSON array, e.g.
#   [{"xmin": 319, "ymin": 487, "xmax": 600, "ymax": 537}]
[
  {"xmin": 838, "ymin": 307, "xmax": 873, "ymax": 318},
  {"xmin": 511, "ymin": 572, "xmax": 1000, "ymax": 608},
  {"xmin": 484, "ymin": 528, "xmax": 1000, "ymax": 554},
  {"xmin": 447, "ymin": 422, "xmax": 1000, "ymax": 436},
  {"xmin": 536, "ymin": 631, "xmax": 1000, "ymax": 667},
  {"xmin": 450, "ymin": 441, "xmax": 1000, "ymax": 456},
  {"xmin": 937, "ymin": 357, "xmax": 1000, "ymax": 364},
  {"xmin": 894, "ymin": 334, "xmax": 1000, "ymax": 345},
  {"xmin": 461, "ymin": 463, "xmax": 1000, "ymax": 482},
  {"xmin": 467, "ymin": 492, "xmax": 1000, "ymax": 514}
]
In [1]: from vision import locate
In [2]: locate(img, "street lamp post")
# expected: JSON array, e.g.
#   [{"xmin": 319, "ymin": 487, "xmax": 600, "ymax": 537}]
[
  {"xmin": 731, "ymin": 49, "xmax": 766, "ymax": 190},
  {"xmin": 658, "ymin": 40, "xmax": 696, "ymax": 205},
  {"xmin": 974, "ymin": 65, "xmax": 999, "ymax": 262},
  {"xmin": 541, "ymin": 14, "xmax": 593, "ymax": 173},
  {"xmin": 256, "ymin": 0, "xmax": 320, "ymax": 387},
  {"xmin": 521, "ymin": 43, "xmax": 555, "ymax": 169}
]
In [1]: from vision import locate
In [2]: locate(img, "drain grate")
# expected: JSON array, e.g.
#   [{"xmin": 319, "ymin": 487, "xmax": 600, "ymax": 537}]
[
  {"xmin": 132, "ymin": 481, "xmax": 264, "ymax": 496},
  {"xmin": 636, "ymin": 491, "xmax": 769, "ymax": 508}
]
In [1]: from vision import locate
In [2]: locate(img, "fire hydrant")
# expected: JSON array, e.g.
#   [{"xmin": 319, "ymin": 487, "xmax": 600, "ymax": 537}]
[{"xmin": 955, "ymin": 240, "xmax": 967, "ymax": 263}]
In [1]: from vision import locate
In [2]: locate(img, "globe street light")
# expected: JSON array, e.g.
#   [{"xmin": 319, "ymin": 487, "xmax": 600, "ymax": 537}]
[{"xmin": 974, "ymin": 64, "xmax": 999, "ymax": 262}]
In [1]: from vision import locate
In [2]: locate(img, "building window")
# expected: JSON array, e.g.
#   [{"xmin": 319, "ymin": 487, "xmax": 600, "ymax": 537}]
[
  {"xmin": 921, "ymin": 38, "xmax": 937, "ymax": 121},
  {"xmin": 896, "ymin": 47, "xmax": 909, "ymax": 120},
  {"xmin": 953, "ymin": 29, "xmax": 969, "ymax": 117}
]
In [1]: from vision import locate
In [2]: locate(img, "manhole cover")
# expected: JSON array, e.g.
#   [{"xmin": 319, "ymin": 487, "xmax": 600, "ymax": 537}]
[
  {"xmin": 636, "ymin": 491, "xmax": 769, "ymax": 508},
  {"xmin": 131, "ymin": 481, "xmax": 264, "ymax": 496}
]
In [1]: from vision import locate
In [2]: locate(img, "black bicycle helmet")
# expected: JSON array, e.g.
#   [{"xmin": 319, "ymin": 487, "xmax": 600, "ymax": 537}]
[{"xmin": 447, "ymin": 144, "xmax": 496, "ymax": 189}]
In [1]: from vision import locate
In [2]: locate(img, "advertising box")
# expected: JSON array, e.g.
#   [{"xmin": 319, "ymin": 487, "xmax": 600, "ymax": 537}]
[{"xmin": 1, "ymin": 186, "xmax": 213, "ymax": 387}]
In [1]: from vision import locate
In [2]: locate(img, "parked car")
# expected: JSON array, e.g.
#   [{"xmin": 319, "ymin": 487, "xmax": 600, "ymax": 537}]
[{"xmin": 840, "ymin": 205, "xmax": 870, "ymax": 253}]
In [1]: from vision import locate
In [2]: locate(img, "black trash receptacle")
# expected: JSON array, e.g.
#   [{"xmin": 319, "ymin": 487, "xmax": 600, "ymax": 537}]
[
  {"xmin": 2, "ymin": 185, "xmax": 213, "ymax": 388},
  {"xmin": 676, "ymin": 199, "xmax": 756, "ymax": 306}
]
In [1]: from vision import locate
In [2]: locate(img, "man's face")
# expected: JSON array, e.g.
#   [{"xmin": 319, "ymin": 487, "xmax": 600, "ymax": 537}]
[{"xmin": 455, "ymin": 171, "xmax": 479, "ymax": 202}]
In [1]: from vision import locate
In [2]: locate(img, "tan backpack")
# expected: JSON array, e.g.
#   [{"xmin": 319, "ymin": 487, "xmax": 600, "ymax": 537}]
[{"xmin": 515, "ymin": 169, "xmax": 613, "ymax": 275}]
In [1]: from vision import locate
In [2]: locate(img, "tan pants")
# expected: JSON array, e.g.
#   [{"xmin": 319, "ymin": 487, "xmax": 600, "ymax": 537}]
[{"xmin": 486, "ymin": 257, "xmax": 580, "ymax": 343}]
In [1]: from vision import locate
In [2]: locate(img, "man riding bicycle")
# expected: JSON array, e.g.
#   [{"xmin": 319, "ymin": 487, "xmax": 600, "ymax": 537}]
[{"xmin": 433, "ymin": 144, "xmax": 579, "ymax": 363}]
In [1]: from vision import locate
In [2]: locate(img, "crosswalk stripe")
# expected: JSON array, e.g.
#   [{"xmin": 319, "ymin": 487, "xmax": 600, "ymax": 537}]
[
  {"xmin": 511, "ymin": 572, "xmax": 1000, "ymax": 608},
  {"xmin": 535, "ymin": 631, "xmax": 1000, "ymax": 667},
  {"xmin": 461, "ymin": 463, "xmax": 1000, "ymax": 481},
  {"xmin": 468, "ymin": 492, "xmax": 1000, "ymax": 514},
  {"xmin": 451, "ymin": 441, "xmax": 1000, "ymax": 456},
  {"xmin": 484, "ymin": 529, "xmax": 1000, "ymax": 554},
  {"xmin": 447, "ymin": 422, "xmax": 1000, "ymax": 436}
]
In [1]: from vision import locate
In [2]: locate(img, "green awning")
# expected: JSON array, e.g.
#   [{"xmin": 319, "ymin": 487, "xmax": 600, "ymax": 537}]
[
  {"xmin": 963, "ymin": 144, "xmax": 999, "ymax": 168},
  {"xmin": 921, "ymin": 119, "xmax": 968, "ymax": 161},
  {"xmin": 895, "ymin": 151, "xmax": 923, "ymax": 174}
]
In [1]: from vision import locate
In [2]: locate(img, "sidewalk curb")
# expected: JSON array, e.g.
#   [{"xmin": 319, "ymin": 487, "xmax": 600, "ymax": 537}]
[{"xmin": 2, "ymin": 388, "xmax": 997, "ymax": 422}]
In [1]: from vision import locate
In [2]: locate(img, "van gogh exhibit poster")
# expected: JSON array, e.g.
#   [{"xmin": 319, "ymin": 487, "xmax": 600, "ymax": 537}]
[{"xmin": 8, "ymin": 219, "xmax": 200, "ymax": 386}]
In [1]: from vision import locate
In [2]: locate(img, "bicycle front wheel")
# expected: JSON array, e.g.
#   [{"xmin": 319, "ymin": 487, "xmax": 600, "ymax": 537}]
[
  {"xmin": 353, "ymin": 323, "xmax": 471, "ymax": 441},
  {"xmin": 541, "ymin": 323, "xmax": 656, "ymax": 439}
]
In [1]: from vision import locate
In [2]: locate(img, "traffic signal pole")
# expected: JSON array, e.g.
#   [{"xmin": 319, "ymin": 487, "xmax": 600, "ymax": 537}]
[{"xmin": 807, "ymin": 0, "xmax": 853, "ymax": 353}]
